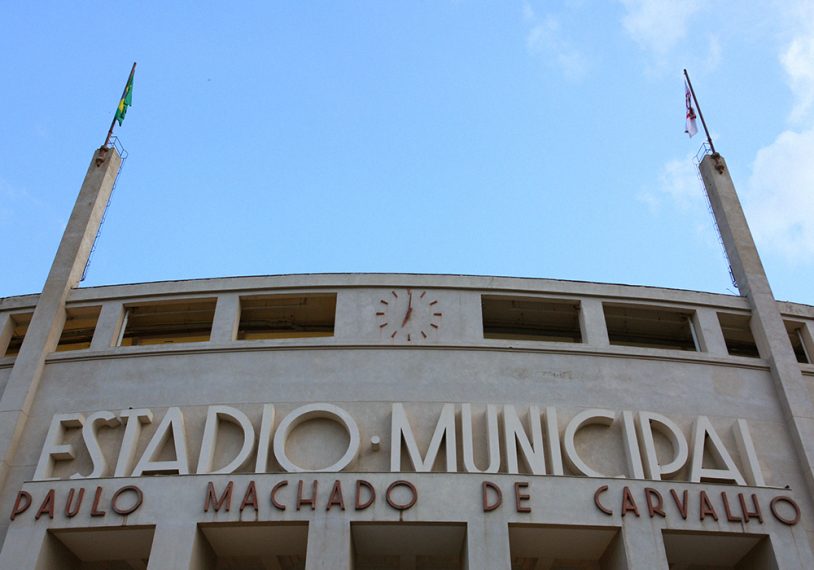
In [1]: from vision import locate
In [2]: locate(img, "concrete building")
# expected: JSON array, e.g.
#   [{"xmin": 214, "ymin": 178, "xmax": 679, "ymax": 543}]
[{"xmin": 0, "ymin": 146, "xmax": 813, "ymax": 569}]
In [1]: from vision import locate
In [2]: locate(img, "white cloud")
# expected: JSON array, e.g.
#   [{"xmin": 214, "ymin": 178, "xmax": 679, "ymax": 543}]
[
  {"xmin": 739, "ymin": 2, "xmax": 814, "ymax": 262},
  {"xmin": 781, "ymin": 34, "xmax": 814, "ymax": 124},
  {"xmin": 635, "ymin": 1, "xmax": 814, "ymax": 264},
  {"xmin": 746, "ymin": 129, "xmax": 814, "ymax": 261},
  {"xmin": 657, "ymin": 156, "xmax": 705, "ymax": 211},
  {"xmin": 523, "ymin": 2, "xmax": 589, "ymax": 79},
  {"xmin": 639, "ymin": 154, "xmax": 722, "ymax": 247},
  {"xmin": 704, "ymin": 35, "xmax": 722, "ymax": 72},
  {"xmin": 619, "ymin": 0, "xmax": 700, "ymax": 57}
]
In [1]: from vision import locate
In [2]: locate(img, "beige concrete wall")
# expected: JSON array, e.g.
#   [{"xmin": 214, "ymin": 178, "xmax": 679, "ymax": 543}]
[{"xmin": 0, "ymin": 275, "xmax": 813, "ymax": 568}]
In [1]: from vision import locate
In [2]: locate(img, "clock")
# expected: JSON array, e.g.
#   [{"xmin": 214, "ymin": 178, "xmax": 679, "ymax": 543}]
[{"xmin": 375, "ymin": 289, "xmax": 442, "ymax": 342}]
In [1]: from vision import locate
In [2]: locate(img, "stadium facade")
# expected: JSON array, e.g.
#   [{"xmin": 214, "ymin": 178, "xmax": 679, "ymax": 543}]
[{"xmin": 0, "ymin": 146, "xmax": 813, "ymax": 569}]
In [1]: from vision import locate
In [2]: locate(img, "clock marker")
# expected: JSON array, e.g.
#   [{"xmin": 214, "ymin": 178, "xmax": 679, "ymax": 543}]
[
  {"xmin": 433, "ymin": 312, "xmax": 443, "ymax": 317},
  {"xmin": 419, "ymin": 291, "xmax": 426, "ymax": 299},
  {"xmin": 391, "ymin": 291, "xmax": 398, "ymax": 298},
  {"xmin": 421, "ymin": 331, "xmax": 427, "ymax": 338},
  {"xmin": 390, "ymin": 330, "xmax": 398, "ymax": 338},
  {"xmin": 380, "ymin": 300, "xmax": 388, "ymax": 305},
  {"xmin": 430, "ymin": 323, "xmax": 439, "ymax": 329},
  {"xmin": 429, "ymin": 300, "xmax": 438, "ymax": 306},
  {"xmin": 407, "ymin": 333, "xmax": 411, "ymax": 342},
  {"xmin": 379, "ymin": 322, "xmax": 388, "ymax": 328},
  {"xmin": 376, "ymin": 312, "xmax": 384, "ymax": 316}
]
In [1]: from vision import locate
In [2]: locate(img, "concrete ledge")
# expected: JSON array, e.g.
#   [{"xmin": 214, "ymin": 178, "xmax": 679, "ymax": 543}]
[{"xmin": 40, "ymin": 341, "xmax": 774, "ymax": 371}]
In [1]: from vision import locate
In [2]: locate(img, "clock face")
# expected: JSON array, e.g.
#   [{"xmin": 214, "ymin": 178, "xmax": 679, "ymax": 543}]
[{"xmin": 375, "ymin": 289, "xmax": 442, "ymax": 342}]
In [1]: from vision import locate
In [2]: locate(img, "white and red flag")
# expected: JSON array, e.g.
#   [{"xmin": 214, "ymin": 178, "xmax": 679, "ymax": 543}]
[{"xmin": 685, "ymin": 81, "xmax": 698, "ymax": 137}]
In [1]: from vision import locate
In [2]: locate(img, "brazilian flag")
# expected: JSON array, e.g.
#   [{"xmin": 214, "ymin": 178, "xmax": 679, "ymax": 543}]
[{"xmin": 114, "ymin": 72, "xmax": 134, "ymax": 126}]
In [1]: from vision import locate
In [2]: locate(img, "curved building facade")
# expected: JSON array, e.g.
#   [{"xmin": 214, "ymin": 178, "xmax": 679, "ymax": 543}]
[
  {"xmin": 1, "ymin": 271, "xmax": 814, "ymax": 569},
  {"xmin": 1, "ymin": 148, "xmax": 813, "ymax": 569}
]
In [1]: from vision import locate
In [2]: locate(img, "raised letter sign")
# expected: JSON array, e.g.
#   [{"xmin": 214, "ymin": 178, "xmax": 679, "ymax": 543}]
[
  {"xmin": 462, "ymin": 404, "xmax": 500, "ymax": 473},
  {"xmin": 255, "ymin": 404, "xmax": 276, "ymax": 473},
  {"xmin": 197, "ymin": 405, "xmax": 256, "ymax": 475},
  {"xmin": 274, "ymin": 404, "xmax": 360, "ymax": 472},
  {"xmin": 482, "ymin": 481, "xmax": 502, "ymax": 512},
  {"xmin": 34, "ymin": 413, "xmax": 84, "ymax": 480},
  {"xmin": 689, "ymin": 416, "xmax": 746, "ymax": 485},
  {"xmin": 72, "ymin": 411, "xmax": 121, "ymax": 479},
  {"xmin": 385, "ymin": 480, "xmax": 417, "ymax": 510},
  {"xmin": 355, "ymin": 480, "xmax": 375, "ymax": 510},
  {"xmin": 563, "ymin": 409, "xmax": 617, "ymax": 478},
  {"xmin": 734, "ymin": 419, "xmax": 765, "ymax": 486},
  {"xmin": 114, "ymin": 409, "xmax": 153, "ymax": 477},
  {"xmin": 390, "ymin": 403, "xmax": 457, "ymax": 472},
  {"xmin": 637, "ymin": 411, "xmax": 688, "ymax": 481},
  {"xmin": 9, "ymin": 491, "xmax": 32, "ymax": 521},
  {"xmin": 503, "ymin": 406, "xmax": 546, "ymax": 475},
  {"xmin": 132, "ymin": 408, "xmax": 190, "ymax": 476}
]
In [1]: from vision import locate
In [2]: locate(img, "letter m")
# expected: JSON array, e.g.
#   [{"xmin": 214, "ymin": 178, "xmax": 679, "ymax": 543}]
[
  {"xmin": 390, "ymin": 403, "xmax": 457, "ymax": 472},
  {"xmin": 204, "ymin": 481, "xmax": 233, "ymax": 512}
]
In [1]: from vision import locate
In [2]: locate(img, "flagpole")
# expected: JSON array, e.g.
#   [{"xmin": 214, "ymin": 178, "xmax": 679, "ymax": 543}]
[
  {"xmin": 104, "ymin": 62, "xmax": 137, "ymax": 148},
  {"xmin": 683, "ymin": 68, "xmax": 716, "ymax": 154}
]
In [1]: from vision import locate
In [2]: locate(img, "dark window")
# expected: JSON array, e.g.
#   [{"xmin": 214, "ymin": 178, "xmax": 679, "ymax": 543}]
[
  {"xmin": 238, "ymin": 294, "xmax": 336, "ymax": 340},
  {"xmin": 482, "ymin": 296, "xmax": 581, "ymax": 342},
  {"xmin": 785, "ymin": 321, "xmax": 811, "ymax": 364},
  {"xmin": 604, "ymin": 304, "xmax": 698, "ymax": 351},
  {"xmin": 3, "ymin": 312, "xmax": 32, "ymax": 357},
  {"xmin": 718, "ymin": 312, "xmax": 760, "ymax": 358},
  {"xmin": 119, "ymin": 299, "xmax": 217, "ymax": 346},
  {"xmin": 56, "ymin": 306, "xmax": 101, "ymax": 352}
]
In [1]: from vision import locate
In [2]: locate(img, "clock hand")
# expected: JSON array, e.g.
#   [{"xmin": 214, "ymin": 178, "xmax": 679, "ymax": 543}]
[{"xmin": 401, "ymin": 291, "xmax": 413, "ymax": 327}]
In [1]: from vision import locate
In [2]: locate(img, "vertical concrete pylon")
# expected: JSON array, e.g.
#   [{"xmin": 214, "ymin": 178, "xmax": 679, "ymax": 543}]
[
  {"xmin": 0, "ymin": 146, "xmax": 122, "ymax": 490},
  {"xmin": 699, "ymin": 153, "xmax": 814, "ymax": 498}
]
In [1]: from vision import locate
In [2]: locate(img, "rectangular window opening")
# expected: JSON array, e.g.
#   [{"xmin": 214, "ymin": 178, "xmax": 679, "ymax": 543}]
[
  {"xmin": 718, "ymin": 312, "xmax": 761, "ymax": 358},
  {"xmin": 482, "ymin": 295, "xmax": 582, "ymax": 343},
  {"xmin": 45, "ymin": 526, "xmax": 154, "ymax": 569},
  {"xmin": 119, "ymin": 299, "xmax": 216, "ymax": 346},
  {"xmin": 56, "ymin": 306, "xmax": 101, "ymax": 352},
  {"xmin": 3, "ymin": 312, "xmax": 33, "ymax": 357},
  {"xmin": 237, "ymin": 293, "xmax": 336, "ymax": 340},
  {"xmin": 352, "ymin": 522, "xmax": 466, "ymax": 570},
  {"xmin": 200, "ymin": 522, "xmax": 308, "ymax": 569},
  {"xmin": 509, "ymin": 524, "xmax": 624, "ymax": 570},
  {"xmin": 662, "ymin": 530, "xmax": 777, "ymax": 569},
  {"xmin": 784, "ymin": 321, "xmax": 811, "ymax": 364},
  {"xmin": 604, "ymin": 303, "xmax": 697, "ymax": 351}
]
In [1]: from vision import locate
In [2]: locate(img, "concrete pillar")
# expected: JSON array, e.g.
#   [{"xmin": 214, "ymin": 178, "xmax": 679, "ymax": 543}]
[
  {"xmin": 463, "ymin": 518, "xmax": 511, "ymax": 570},
  {"xmin": 618, "ymin": 522, "xmax": 669, "ymax": 570},
  {"xmin": 580, "ymin": 298, "xmax": 610, "ymax": 347},
  {"xmin": 90, "ymin": 302, "xmax": 125, "ymax": 350},
  {"xmin": 305, "ymin": 517, "xmax": 352, "ymax": 570},
  {"xmin": 700, "ymin": 154, "xmax": 814, "ymax": 499},
  {"xmin": 0, "ymin": 313, "xmax": 13, "ymax": 356},
  {"xmin": 0, "ymin": 525, "xmax": 54, "ymax": 570},
  {"xmin": 147, "ymin": 521, "xmax": 216, "ymax": 570},
  {"xmin": 0, "ymin": 147, "xmax": 121, "ymax": 495},
  {"xmin": 766, "ymin": 527, "xmax": 814, "ymax": 570},
  {"xmin": 210, "ymin": 294, "xmax": 240, "ymax": 343},
  {"xmin": 693, "ymin": 308, "xmax": 729, "ymax": 356}
]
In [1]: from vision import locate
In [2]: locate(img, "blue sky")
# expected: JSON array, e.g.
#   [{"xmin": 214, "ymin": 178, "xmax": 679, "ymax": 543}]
[{"xmin": 2, "ymin": 2, "xmax": 813, "ymax": 305}]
